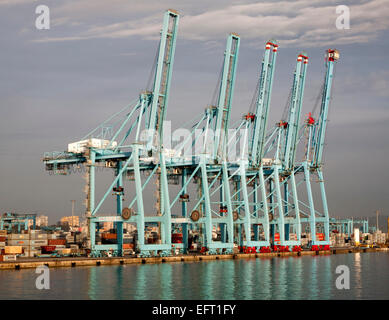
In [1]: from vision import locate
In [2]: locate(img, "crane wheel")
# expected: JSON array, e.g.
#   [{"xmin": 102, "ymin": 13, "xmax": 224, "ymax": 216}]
[
  {"xmin": 122, "ymin": 208, "xmax": 133, "ymax": 220},
  {"xmin": 190, "ymin": 210, "xmax": 200, "ymax": 222}
]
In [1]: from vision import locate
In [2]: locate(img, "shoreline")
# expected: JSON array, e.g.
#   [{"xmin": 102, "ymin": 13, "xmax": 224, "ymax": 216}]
[{"xmin": 0, "ymin": 247, "xmax": 387, "ymax": 270}]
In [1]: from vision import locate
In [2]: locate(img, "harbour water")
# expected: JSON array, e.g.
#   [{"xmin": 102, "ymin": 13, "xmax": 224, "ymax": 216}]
[{"xmin": 0, "ymin": 252, "xmax": 388, "ymax": 300}]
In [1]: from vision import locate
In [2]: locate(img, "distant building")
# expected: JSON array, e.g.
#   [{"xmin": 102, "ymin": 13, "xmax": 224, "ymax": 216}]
[
  {"xmin": 36, "ymin": 215, "xmax": 48, "ymax": 227},
  {"xmin": 60, "ymin": 216, "xmax": 80, "ymax": 228}
]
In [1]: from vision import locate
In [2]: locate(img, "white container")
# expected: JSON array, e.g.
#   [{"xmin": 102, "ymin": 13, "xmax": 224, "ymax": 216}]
[
  {"xmin": 68, "ymin": 138, "xmax": 117, "ymax": 154},
  {"xmin": 31, "ymin": 233, "xmax": 48, "ymax": 240},
  {"xmin": 3, "ymin": 255, "xmax": 17, "ymax": 261},
  {"xmin": 8, "ymin": 234, "xmax": 29, "ymax": 240},
  {"xmin": 8, "ymin": 240, "xmax": 30, "ymax": 246},
  {"xmin": 30, "ymin": 240, "xmax": 48, "ymax": 246},
  {"xmin": 30, "ymin": 246, "xmax": 43, "ymax": 251}
]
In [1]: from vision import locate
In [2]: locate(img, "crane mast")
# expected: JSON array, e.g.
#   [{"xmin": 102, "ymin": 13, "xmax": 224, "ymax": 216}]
[
  {"xmin": 311, "ymin": 49, "xmax": 339, "ymax": 167},
  {"xmin": 282, "ymin": 53, "xmax": 308, "ymax": 170},
  {"xmin": 250, "ymin": 41, "xmax": 278, "ymax": 167},
  {"xmin": 213, "ymin": 33, "xmax": 240, "ymax": 161}
]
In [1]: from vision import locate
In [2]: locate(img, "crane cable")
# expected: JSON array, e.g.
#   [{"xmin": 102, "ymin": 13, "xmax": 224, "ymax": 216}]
[
  {"xmin": 248, "ymin": 72, "xmax": 261, "ymax": 115},
  {"xmin": 281, "ymin": 86, "xmax": 292, "ymax": 122},
  {"xmin": 146, "ymin": 42, "xmax": 160, "ymax": 92},
  {"xmin": 210, "ymin": 62, "xmax": 224, "ymax": 107}
]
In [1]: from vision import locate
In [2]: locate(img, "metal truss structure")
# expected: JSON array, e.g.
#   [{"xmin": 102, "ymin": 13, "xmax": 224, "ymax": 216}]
[
  {"xmin": 329, "ymin": 217, "xmax": 369, "ymax": 236},
  {"xmin": 1, "ymin": 212, "xmax": 36, "ymax": 232},
  {"xmin": 43, "ymin": 10, "xmax": 339, "ymax": 257}
]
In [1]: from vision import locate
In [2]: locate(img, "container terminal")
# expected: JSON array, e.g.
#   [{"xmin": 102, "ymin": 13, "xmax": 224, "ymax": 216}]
[{"xmin": 1, "ymin": 10, "xmax": 388, "ymax": 266}]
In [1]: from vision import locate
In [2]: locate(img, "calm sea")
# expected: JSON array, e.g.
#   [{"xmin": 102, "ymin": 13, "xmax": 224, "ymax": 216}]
[{"xmin": 0, "ymin": 252, "xmax": 388, "ymax": 300}]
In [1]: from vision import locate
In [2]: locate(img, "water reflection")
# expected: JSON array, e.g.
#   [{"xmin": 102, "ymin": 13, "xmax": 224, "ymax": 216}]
[
  {"xmin": 159, "ymin": 264, "xmax": 173, "ymax": 299},
  {"xmin": 308, "ymin": 257, "xmax": 318, "ymax": 299},
  {"xmin": 203, "ymin": 261, "xmax": 214, "ymax": 299},
  {"xmin": 88, "ymin": 266, "xmax": 98, "ymax": 300},
  {"xmin": 286, "ymin": 257, "xmax": 303, "ymax": 299},
  {"xmin": 259, "ymin": 258, "xmax": 272, "ymax": 299},
  {"xmin": 81, "ymin": 254, "xmax": 389, "ymax": 300},
  {"xmin": 354, "ymin": 253, "xmax": 362, "ymax": 299},
  {"xmin": 321, "ymin": 256, "xmax": 332, "ymax": 299}
]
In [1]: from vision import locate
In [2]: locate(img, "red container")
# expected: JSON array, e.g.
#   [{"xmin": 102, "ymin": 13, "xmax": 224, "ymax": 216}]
[
  {"xmin": 172, "ymin": 233, "xmax": 183, "ymax": 244},
  {"xmin": 0, "ymin": 236, "xmax": 7, "ymax": 242},
  {"xmin": 123, "ymin": 243, "xmax": 134, "ymax": 250},
  {"xmin": 274, "ymin": 233, "xmax": 280, "ymax": 242},
  {"xmin": 48, "ymin": 239, "xmax": 66, "ymax": 246},
  {"xmin": 316, "ymin": 233, "xmax": 324, "ymax": 241},
  {"xmin": 41, "ymin": 246, "xmax": 56, "ymax": 254}
]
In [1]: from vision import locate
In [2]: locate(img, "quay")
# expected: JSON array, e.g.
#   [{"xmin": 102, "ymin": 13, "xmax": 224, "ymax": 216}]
[{"xmin": 0, "ymin": 247, "xmax": 387, "ymax": 271}]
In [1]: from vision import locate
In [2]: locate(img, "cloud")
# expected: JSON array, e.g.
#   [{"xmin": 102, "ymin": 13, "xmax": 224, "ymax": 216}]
[
  {"xmin": 0, "ymin": 0, "xmax": 37, "ymax": 5},
  {"xmin": 27, "ymin": 0, "xmax": 389, "ymax": 48},
  {"xmin": 368, "ymin": 70, "xmax": 389, "ymax": 97}
]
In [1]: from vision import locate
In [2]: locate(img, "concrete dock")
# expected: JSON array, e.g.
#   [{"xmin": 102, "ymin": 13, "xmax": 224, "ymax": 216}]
[{"xmin": 0, "ymin": 246, "xmax": 387, "ymax": 270}]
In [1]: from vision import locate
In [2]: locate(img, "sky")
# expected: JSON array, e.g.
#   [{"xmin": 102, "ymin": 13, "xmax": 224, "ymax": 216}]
[{"xmin": 0, "ymin": 0, "xmax": 388, "ymax": 224}]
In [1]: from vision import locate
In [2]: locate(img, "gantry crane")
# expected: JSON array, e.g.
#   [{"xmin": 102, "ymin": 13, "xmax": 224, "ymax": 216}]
[
  {"xmin": 300, "ymin": 49, "xmax": 339, "ymax": 249},
  {"xmin": 1, "ymin": 213, "xmax": 36, "ymax": 232},
  {"xmin": 43, "ymin": 10, "xmax": 339, "ymax": 257}
]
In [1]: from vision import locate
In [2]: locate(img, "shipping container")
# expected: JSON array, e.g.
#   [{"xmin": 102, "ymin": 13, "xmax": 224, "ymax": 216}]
[
  {"xmin": 41, "ymin": 246, "xmax": 56, "ymax": 253},
  {"xmin": 3, "ymin": 255, "xmax": 17, "ymax": 261},
  {"xmin": 30, "ymin": 233, "xmax": 48, "ymax": 240},
  {"xmin": 316, "ymin": 233, "xmax": 325, "ymax": 241},
  {"xmin": 30, "ymin": 246, "xmax": 44, "ymax": 251},
  {"xmin": 101, "ymin": 233, "xmax": 117, "ymax": 240},
  {"xmin": 8, "ymin": 234, "xmax": 29, "ymax": 240},
  {"xmin": 30, "ymin": 240, "xmax": 48, "ymax": 246},
  {"xmin": 57, "ymin": 248, "xmax": 72, "ymax": 255},
  {"xmin": 4, "ymin": 246, "xmax": 23, "ymax": 254},
  {"xmin": 68, "ymin": 138, "xmax": 117, "ymax": 154},
  {"xmin": 48, "ymin": 239, "xmax": 66, "ymax": 246},
  {"xmin": 7, "ymin": 240, "xmax": 30, "ymax": 246}
]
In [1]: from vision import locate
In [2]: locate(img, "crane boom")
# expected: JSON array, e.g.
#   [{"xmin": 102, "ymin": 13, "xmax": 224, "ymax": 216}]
[
  {"xmin": 250, "ymin": 40, "xmax": 278, "ymax": 166},
  {"xmin": 312, "ymin": 49, "xmax": 339, "ymax": 167},
  {"xmin": 282, "ymin": 53, "xmax": 308, "ymax": 171},
  {"xmin": 213, "ymin": 33, "xmax": 240, "ymax": 161},
  {"xmin": 147, "ymin": 9, "xmax": 179, "ymax": 151}
]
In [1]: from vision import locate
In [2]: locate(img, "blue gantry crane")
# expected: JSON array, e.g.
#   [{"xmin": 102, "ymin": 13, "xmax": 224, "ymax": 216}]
[
  {"xmin": 43, "ymin": 10, "xmax": 339, "ymax": 257},
  {"xmin": 1, "ymin": 212, "xmax": 36, "ymax": 232}
]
